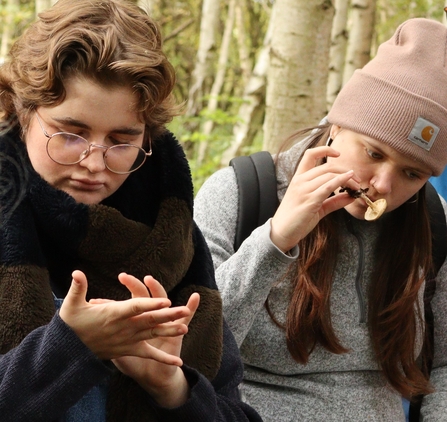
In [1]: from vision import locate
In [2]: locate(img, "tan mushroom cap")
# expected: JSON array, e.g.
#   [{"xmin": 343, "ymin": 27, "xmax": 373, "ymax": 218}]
[{"xmin": 364, "ymin": 199, "xmax": 387, "ymax": 221}]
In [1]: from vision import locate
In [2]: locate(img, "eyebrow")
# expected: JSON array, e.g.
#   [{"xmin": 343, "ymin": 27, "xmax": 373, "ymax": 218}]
[{"xmin": 51, "ymin": 117, "xmax": 144, "ymax": 136}]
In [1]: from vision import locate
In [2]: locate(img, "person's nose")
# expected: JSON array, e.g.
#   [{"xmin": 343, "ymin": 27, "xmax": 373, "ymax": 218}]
[
  {"xmin": 78, "ymin": 145, "xmax": 107, "ymax": 173},
  {"xmin": 370, "ymin": 169, "xmax": 393, "ymax": 195}
]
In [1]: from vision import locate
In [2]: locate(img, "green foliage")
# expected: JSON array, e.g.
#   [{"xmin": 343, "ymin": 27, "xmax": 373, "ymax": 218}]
[
  {"xmin": 0, "ymin": 0, "xmax": 34, "ymax": 57},
  {"xmin": 154, "ymin": 0, "xmax": 202, "ymax": 102},
  {"xmin": 168, "ymin": 95, "xmax": 246, "ymax": 194},
  {"xmin": 375, "ymin": 0, "xmax": 445, "ymax": 47}
]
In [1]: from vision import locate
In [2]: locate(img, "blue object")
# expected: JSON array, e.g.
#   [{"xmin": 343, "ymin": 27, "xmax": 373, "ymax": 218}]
[
  {"xmin": 430, "ymin": 167, "xmax": 447, "ymax": 201},
  {"xmin": 402, "ymin": 398, "xmax": 410, "ymax": 422}
]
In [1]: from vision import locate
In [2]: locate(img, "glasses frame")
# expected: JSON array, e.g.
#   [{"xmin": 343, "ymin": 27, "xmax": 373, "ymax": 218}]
[{"xmin": 34, "ymin": 112, "xmax": 152, "ymax": 175}]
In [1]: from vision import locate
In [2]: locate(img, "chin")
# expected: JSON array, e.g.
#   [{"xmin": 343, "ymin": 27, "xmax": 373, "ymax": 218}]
[{"xmin": 63, "ymin": 189, "xmax": 104, "ymax": 205}]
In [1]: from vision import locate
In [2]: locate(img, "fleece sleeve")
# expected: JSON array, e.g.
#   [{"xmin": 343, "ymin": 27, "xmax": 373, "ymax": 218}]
[
  {"xmin": 194, "ymin": 166, "xmax": 297, "ymax": 346},
  {"xmin": 0, "ymin": 313, "xmax": 113, "ymax": 422},
  {"xmin": 149, "ymin": 319, "xmax": 262, "ymax": 422},
  {"xmin": 420, "ymin": 260, "xmax": 447, "ymax": 421},
  {"xmin": 420, "ymin": 198, "xmax": 447, "ymax": 421}
]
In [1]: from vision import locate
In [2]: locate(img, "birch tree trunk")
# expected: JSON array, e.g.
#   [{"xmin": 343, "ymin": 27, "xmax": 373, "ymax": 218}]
[
  {"xmin": 234, "ymin": 0, "xmax": 252, "ymax": 88},
  {"xmin": 35, "ymin": 0, "xmax": 55, "ymax": 15},
  {"xmin": 426, "ymin": 0, "xmax": 434, "ymax": 18},
  {"xmin": 263, "ymin": 0, "xmax": 334, "ymax": 152},
  {"xmin": 0, "ymin": 0, "xmax": 19, "ymax": 62},
  {"xmin": 138, "ymin": 0, "xmax": 157, "ymax": 15},
  {"xmin": 326, "ymin": 0, "xmax": 350, "ymax": 109},
  {"xmin": 343, "ymin": 0, "xmax": 377, "ymax": 84},
  {"xmin": 196, "ymin": 0, "xmax": 236, "ymax": 163},
  {"xmin": 220, "ymin": 3, "xmax": 275, "ymax": 165},
  {"xmin": 186, "ymin": 0, "xmax": 221, "ymax": 117}
]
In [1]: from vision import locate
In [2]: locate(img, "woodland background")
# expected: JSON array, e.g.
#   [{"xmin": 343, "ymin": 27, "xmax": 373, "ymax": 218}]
[{"xmin": 1, "ymin": 0, "xmax": 447, "ymax": 192}]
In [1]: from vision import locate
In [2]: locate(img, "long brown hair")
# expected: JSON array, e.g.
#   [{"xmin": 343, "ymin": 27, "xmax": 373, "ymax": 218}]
[{"xmin": 270, "ymin": 124, "xmax": 433, "ymax": 398}]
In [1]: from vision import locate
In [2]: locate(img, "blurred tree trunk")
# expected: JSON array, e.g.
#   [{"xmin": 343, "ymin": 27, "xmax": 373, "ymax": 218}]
[
  {"xmin": 327, "ymin": 0, "xmax": 349, "ymax": 109},
  {"xmin": 343, "ymin": 0, "xmax": 377, "ymax": 84},
  {"xmin": 138, "ymin": 0, "xmax": 157, "ymax": 15},
  {"xmin": 263, "ymin": 0, "xmax": 334, "ymax": 152},
  {"xmin": 197, "ymin": 0, "xmax": 236, "ymax": 163},
  {"xmin": 35, "ymin": 0, "xmax": 56, "ymax": 15},
  {"xmin": 234, "ymin": 0, "xmax": 252, "ymax": 87},
  {"xmin": 0, "ymin": 0, "xmax": 19, "ymax": 62},
  {"xmin": 186, "ymin": 0, "xmax": 221, "ymax": 117},
  {"xmin": 220, "ymin": 3, "xmax": 275, "ymax": 165}
]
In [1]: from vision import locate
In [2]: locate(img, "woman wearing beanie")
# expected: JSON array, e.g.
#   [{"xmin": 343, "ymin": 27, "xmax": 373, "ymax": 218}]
[
  {"xmin": 194, "ymin": 18, "xmax": 447, "ymax": 421},
  {"xmin": 0, "ymin": 0, "xmax": 263, "ymax": 421}
]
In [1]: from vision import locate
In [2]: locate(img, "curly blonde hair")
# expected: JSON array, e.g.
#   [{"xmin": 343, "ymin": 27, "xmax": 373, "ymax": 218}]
[{"xmin": 0, "ymin": 0, "xmax": 179, "ymax": 140}]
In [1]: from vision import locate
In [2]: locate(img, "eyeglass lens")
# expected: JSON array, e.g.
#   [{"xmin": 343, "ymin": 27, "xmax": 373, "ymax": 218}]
[{"xmin": 46, "ymin": 133, "xmax": 147, "ymax": 173}]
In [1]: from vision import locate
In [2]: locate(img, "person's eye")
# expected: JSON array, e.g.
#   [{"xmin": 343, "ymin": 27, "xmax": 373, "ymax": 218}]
[
  {"xmin": 405, "ymin": 169, "xmax": 421, "ymax": 180},
  {"xmin": 109, "ymin": 135, "xmax": 141, "ymax": 146},
  {"xmin": 59, "ymin": 133, "xmax": 86, "ymax": 144},
  {"xmin": 366, "ymin": 149, "xmax": 382, "ymax": 160},
  {"xmin": 108, "ymin": 136, "xmax": 131, "ymax": 146},
  {"xmin": 60, "ymin": 130, "xmax": 88, "ymax": 139}
]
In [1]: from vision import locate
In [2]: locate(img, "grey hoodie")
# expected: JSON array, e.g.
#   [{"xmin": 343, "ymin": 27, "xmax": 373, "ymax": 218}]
[{"xmin": 194, "ymin": 141, "xmax": 447, "ymax": 421}]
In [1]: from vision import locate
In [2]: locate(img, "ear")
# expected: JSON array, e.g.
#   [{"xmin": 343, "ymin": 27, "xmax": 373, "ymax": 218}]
[{"xmin": 330, "ymin": 124, "xmax": 342, "ymax": 139}]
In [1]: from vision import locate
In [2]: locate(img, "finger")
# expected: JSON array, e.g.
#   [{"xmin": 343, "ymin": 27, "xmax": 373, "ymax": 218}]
[
  {"xmin": 320, "ymin": 192, "xmax": 356, "ymax": 218},
  {"xmin": 118, "ymin": 273, "xmax": 150, "ymax": 298},
  {"xmin": 112, "ymin": 297, "xmax": 172, "ymax": 319},
  {"xmin": 141, "ymin": 343, "xmax": 183, "ymax": 366},
  {"xmin": 131, "ymin": 322, "xmax": 189, "ymax": 342},
  {"xmin": 297, "ymin": 146, "xmax": 340, "ymax": 173},
  {"xmin": 285, "ymin": 169, "xmax": 355, "ymax": 210},
  {"xmin": 144, "ymin": 275, "xmax": 168, "ymax": 299},
  {"xmin": 59, "ymin": 271, "xmax": 89, "ymax": 322},
  {"xmin": 183, "ymin": 293, "xmax": 200, "ymax": 326},
  {"xmin": 113, "ymin": 343, "xmax": 184, "ymax": 366},
  {"xmin": 168, "ymin": 293, "xmax": 200, "ymax": 327},
  {"xmin": 132, "ymin": 305, "xmax": 191, "ymax": 328},
  {"xmin": 293, "ymin": 162, "xmax": 356, "ymax": 186},
  {"xmin": 311, "ymin": 170, "xmax": 356, "ymax": 203},
  {"xmin": 65, "ymin": 270, "xmax": 88, "ymax": 307},
  {"xmin": 337, "ymin": 178, "xmax": 362, "ymax": 192}
]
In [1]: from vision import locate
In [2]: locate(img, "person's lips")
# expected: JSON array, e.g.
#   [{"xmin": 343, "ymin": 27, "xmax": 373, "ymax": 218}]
[{"xmin": 69, "ymin": 178, "xmax": 105, "ymax": 191}]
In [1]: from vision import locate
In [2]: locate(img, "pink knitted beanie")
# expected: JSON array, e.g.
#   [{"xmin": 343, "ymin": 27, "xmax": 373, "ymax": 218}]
[{"xmin": 328, "ymin": 18, "xmax": 447, "ymax": 176}]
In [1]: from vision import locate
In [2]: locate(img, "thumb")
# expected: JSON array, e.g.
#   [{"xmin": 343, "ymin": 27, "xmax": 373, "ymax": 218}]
[
  {"xmin": 65, "ymin": 270, "xmax": 88, "ymax": 305},
  {"xmin": 59, "ymin": 270, "xmax": 89, "ymax": 323}
]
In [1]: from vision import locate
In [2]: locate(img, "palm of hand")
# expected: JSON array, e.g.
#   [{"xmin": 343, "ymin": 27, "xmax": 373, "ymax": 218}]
[{"xmin": 113, "ymin": 317, "xmax": 186, "ymax": 390}]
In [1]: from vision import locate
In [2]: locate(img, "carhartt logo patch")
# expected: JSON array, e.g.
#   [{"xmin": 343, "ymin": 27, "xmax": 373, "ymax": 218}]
[{"xmin": 408, "ymin": 116, "xmax": 439, "ymax": 151}]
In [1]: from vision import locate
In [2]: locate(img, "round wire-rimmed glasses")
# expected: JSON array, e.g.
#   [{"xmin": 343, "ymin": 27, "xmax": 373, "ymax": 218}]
[{"xmin": 35, "ymin": 112, "xmax": 152, "ymax": 174}]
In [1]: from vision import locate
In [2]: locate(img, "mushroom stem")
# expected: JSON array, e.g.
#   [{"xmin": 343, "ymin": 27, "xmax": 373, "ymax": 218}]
[{"xmin": 359, "ymin": 192, "xmax": 376, "ymax": 210}]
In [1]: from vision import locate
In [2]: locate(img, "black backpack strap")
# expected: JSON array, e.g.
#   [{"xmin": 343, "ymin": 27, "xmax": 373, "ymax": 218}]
[
  {"xmin": 426, "ymin": 181, "xmax": 447, "ymax": 278},
  {"xmin": 229, "ymin": 151, "xmax": 279, "ymax": 251},
  {"xmin": 409, "ymin": 181, "xmax": 447, "ymax": 421},
  {"xmin": 423, "ymin": 181, "xmax": 447, "ymax": 362}
]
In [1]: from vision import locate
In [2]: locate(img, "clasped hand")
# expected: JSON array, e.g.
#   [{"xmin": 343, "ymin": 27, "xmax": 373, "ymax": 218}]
[{"xmin": 60, "ymin": 270, "xmax": 200, "ymax": 406}]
